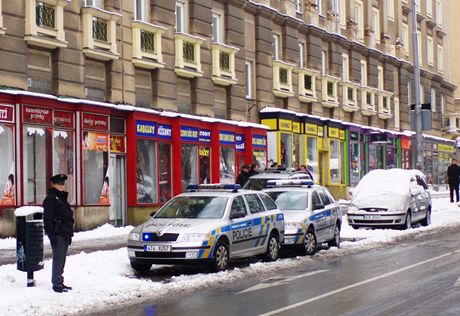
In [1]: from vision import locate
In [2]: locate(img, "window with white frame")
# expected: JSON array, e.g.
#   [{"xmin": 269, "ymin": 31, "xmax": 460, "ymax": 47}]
[
  {"xmin": 339, "ymin": 0, "xmax": 346, "ymax": 27},
  {"xmin": 440, "ymin": 94, "xmax": 445, "ymax": 115},
  {"xmin": 377, "ymin": 66, "xmax": 383, "ymax": 90},
  {"xmin": 427, "ymin": 35, "xmax": 434, "ymax": 65},
  {"xmin": 354, "ymin": 0, "xmax": 364, "ymax": 40},
  {"xmin": 321, "ymin": 50, "xmax": 328, "ymax": 75},
  {"xmin": 298, "ymin": 42, "xmax": 305, "ymax": 68},
  {"xmin": 427, "ymin": 0, "xmax": 433, "ymax": 17},
  {"xmin": 318, "ymin": 0, "xmax": 324, "ymax": 16},
  {"xmin": 394, "ymin": 97, "xmax": 400, "ymax": 129},
  {"xmin": 295, "ymin": 0, "xmax": 302, "ymax": 14},
  {"xmin": 372, "ymin": 8, "xmax": 380, "ymax": 44},
  {"xmin": 360, "ymin": 60, "xmax": 367, "ymax": 86},
  {"xmin": 402, "ymin": 22, "xmax": 409, "ymax": 55},
  {"xmin": 386, "ymin": 0, "xmax": 394, "ymax": 20},
  {"xmin": 135, "ymin": 0, "xmax": 149, "ymax": 21},
  {"xmin": 436, "ymin": 0, "xmax": 442, "ymax": 26},
  {"xmin": 212, "ymin": 12, "xmax": 224, "ymax": 43},
  {"xmin": 176, "ymin": 1, "xmax": 187, "ymax": 33},
  {"xmin": 431, "ymin": 88, "xmax": 436, "ymax": 112},
  {"xmin": 416, "ymin": 30, "xmax": 422, "ymax": 63},
  {"xmin": 437, "ymin": 44, "xmax": 444, "ymax": 72},
  {"xmin": 245, "ymin": 60, "xmax": 254, "ymax": 99},
  {"xmin": 272, "ymin": 33, "xmax": 280, "ymax": 60},
  {"xmin": 331, "ymin": 0, "xmax": 338, "ymax": 13},
  {"xmin": 342, "ymin": 53, "xmax": 349, "ymax": 81},
  {"xmin": 85, "ymin": 0, "xmax": 103, "ymax": 7}
]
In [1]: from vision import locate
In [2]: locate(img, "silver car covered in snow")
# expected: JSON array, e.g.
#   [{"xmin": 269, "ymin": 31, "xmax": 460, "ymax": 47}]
[
  {"xmin": 127, "ymin": 184, "xmax": 284, "ymax": 272},
  {"xmin": 347, "ymin": 169, "xmax": 432, "ymax": 230}
]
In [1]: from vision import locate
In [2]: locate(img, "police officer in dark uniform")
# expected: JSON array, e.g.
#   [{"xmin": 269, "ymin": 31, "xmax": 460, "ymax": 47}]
[{"xmin": 43, "ymin": 174, "xmax": 74, "ymax": 293}]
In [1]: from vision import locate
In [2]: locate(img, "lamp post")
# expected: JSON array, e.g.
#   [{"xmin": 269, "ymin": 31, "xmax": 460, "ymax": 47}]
[{"xmin": 411, "ymin": 0, "xmax": 424, "ymax": 173}]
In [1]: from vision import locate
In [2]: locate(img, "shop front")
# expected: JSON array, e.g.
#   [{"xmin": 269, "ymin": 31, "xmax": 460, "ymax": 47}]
[
  {"xmin": 325, "ymin": 123, "xmax": 348, "ymax": 199},
  {"xmin": 304, "ymin": 119, "xmax": 321, "ymax": 183},
  {"xmin": 401, "ymin": 136, "xmax": 411, "ymax": 169},
  {"xmin": 348, "ymin": 127, "xmax": 367, "ymax": 187}
]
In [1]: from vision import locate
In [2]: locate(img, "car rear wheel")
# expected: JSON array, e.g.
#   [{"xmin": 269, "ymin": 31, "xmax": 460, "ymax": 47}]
[
  {"xmin": 210, "ymin": 240, "xmax": 229, "ymax": 272},
  {"xmin": 130, "ymin": 262, "xmax": 152, "ymax": 273},
  {"xmin": 300, "ymin": 228, "xmax": 317, "ymax": 256},
  {"xmin": 263, "ymin": 233, "xmax": 280, "ymax": 262},
  {"xmin": 421, "ymin": 207, "xmax": 431, "ymax": 226},
  {"xmin": 327, "ymin": 224, "xmax": 341, "ymax": 248},
  {"xmin": 402, "ymin": 211, "xmax": 412, "ymax": 230}
]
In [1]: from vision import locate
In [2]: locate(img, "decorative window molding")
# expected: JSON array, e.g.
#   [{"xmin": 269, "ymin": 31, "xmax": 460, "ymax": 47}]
[
  {"xmin": 211, "ymin": 42, "xmax": 239, "ymax": 86},
  {"xmin": 321, "ymin": 75, "xmax": 340, "ymax": 107},
  {"xmin": 298, "ymin": 68, "xmax": 319, "ymax": 103},
  {"xmin": 361, "ymin": 87, "xmax": 377, "ymax": 116},
  {"xmin": 132, "ymin": 21, "xmax": 167, "ymax": 69},
  {"xmin": 24, "ymin": 0, "xmax": 70, "ymax": 49},
  {"xmin": 342, "ymin": 81, "xmax": 360, "ymax": 112},
  {"xmin": 377, "ymin": 91, "xmax": 393, "ymax": 119},
  {"xmin": 174, "ymin": 32, "xmax": 205, "ymax": 78},
  {"xmin": 82, "ymin": 6, "xmax": 121, "ymax": 60},
  {"xmin": 272, "ymin": 60, "xmax": 295, "ymax": 98}
]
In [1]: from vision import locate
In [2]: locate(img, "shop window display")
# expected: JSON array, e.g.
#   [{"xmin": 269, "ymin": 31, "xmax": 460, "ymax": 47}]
[
  {"xmin": 23, "ymin": 127, "xmax": 52, "ymax": 204},
  {"xmin": 253, "ymin": 149, "xmax": 266, "ymax": 171},
  {"xmin": 368, "ymin": 144, "xmax": 384, "ymax": 171},
  {"xmin": 136, "ymin": 139, "xmax": 157, "ymax": 203},
  {"xmin": 199, "ymin": 147, "xmax": 211, "ymax": 184},
  {"xmin": 220, "ymin": 146, "xmax": 235, "ymax": 183},
  {"xmin": 330, "ymin": 139, "xmax": 343, "ymax": 184},
  {"xmin": 182, "ymin": 144, "xmax": 198, "ymax": 191},
  {"xmin": 83, "ymin": 131, "xmax": 109, "ymax": 204},
  {"xmin": 0, "ymin": 124, "xmax": 15, "ymax": 206},
  {"xmin": 280, "ymin": 133, "xmax": 292, "ymax": 169},
  {"xmin": 350, "ymin": 142, "xmax": 360, "ymax": 186},
  {"xmin": 53, "ymin": 130, "xmax": 75, "ymax": 204},
  {"xmin": 307, "ymin": 137, "xmax": 319, "ymax": 182},
  {"xmin": 158, "ymin": 142, "xmax": 171, "ymax": 203}
]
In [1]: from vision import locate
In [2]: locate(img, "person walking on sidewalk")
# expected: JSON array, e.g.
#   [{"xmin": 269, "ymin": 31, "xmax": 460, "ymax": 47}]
[
  {"xmin": 236, "ymin": 164, "xmax": 251, "ymax": 187},
  {"xmin": 447, "ymin": 158, "xmax": 460, "ymax": 203},
  {"xmin": 43, "ymin": 174, "xmax": 74, "ymax": 293}
]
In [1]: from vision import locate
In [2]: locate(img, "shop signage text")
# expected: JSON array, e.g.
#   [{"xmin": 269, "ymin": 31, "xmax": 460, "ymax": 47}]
[
  {"xmin": 199, "ymin": 129, "xmax": 211, "ymax": 143},
  {"xmin": 23, "ymin": 106, "xmax": 52, "ymax": 125},
  {"xmin": 110, "ymin": 135, "xmax": 126, "ymax": 153},
  {"xmin": 219, "ymin": 131, "xmax": 235, "ymax": 145},
  {"xmin": 157, "ymin": 124, "xmax": 172, "ymax": 140},
  {"xmin": 292, "ymin": 122, "xmax": 301, "ymax": 134},
  {"xmin": 328, "ymin": 127, "xmax": 339, "ymax": 139},
  {"xmin": 181, "ymin": 126, "xmax": 198, "ymax": 142},
  {"xmin": 199, "ymin": 147, "xmax": 210, "ymax": 157},
  {"xmin": 54, "ymin": 111, "xmax": 74, "ymax": 129},
  {"xmin": 82, "ymin": 113, "xmax": 109, "ymax": 131},
  {"xmin": 279, "ymin": 119, "xmax": 292, "ymax": 131},
  {"xmin": 305, "ymin": 123, "xmax": 317, "ymax": 135},
  {"xmin": 0, "ymin": 104, "xmax": 14, "ymax": 123},
  {"xmin": 252, "ymin": 135, "xmax": 267, "ymax": 148},
  {"xmin": 236, "ymin": 134, "xmax": 245, "ymax": 152},
  {"xmin": 136, "ymin": 120, "xmax": 156, "ymax": 138}
]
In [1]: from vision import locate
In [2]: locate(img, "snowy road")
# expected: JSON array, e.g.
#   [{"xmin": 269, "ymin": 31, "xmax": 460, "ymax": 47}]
[{"xmin": 1, "ymin": 198, "xmax": 460, "ymax": 316}]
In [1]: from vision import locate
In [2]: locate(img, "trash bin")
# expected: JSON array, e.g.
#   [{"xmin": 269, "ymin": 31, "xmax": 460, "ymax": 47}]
[{"xmin": 15, "ymin": 206, "xmax": 44, "ymax": 287}]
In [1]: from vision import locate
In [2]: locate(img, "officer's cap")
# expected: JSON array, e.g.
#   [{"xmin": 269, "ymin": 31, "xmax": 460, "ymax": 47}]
[{"xmin": 50, "ymin": 174, "xmax": 67, "ymax": 184}]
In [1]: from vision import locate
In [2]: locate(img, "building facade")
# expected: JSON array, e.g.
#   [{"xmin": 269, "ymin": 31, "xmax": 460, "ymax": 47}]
[{"xmin": 0, "ymin": 0, "xmax": 456, "ymax": 235}]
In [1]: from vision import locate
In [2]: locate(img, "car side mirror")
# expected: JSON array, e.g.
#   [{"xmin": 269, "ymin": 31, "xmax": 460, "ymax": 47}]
[{"xmin": 230, "ymin": 211, "xmax": 246, "ymax": 220}]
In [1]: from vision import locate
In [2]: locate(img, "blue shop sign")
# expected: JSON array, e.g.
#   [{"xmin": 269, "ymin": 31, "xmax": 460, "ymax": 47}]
[
  {"xmin": 157, "ymin": 124, "xmax": 172, "ymax": 140},
  {"xmin": 181, "ymin": 126, "xmax": 199, "ymax": 142},
  {"xmin": 199, "ymin": 129, "xmax": 211, "ymax": 143},
  {"xmin": 252, "ymin": 135, "xmax": 267, "ymax": 148},
  {"xmin": 219, "ymin": 131, "xmax": 235, "ymax": 146},
  {"xmin": 136, "ymin": 120, "xmax": 156, "ymax": 138},
  {"xmin": 236, "ymin": 134, "xmax": 245, "ymax": 152}
]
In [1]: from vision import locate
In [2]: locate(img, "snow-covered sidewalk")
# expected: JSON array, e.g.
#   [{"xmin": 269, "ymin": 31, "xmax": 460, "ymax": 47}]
[{"xmin": 1, "ymin": 197, "xmax": 459, "ymax": 316}]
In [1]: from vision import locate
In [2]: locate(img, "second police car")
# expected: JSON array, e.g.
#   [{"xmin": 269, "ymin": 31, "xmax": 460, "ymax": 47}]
[
  {"xmin": 127, "ymin": 184, "xmax": 284, "ymax": 272},
  {"xmin": 263, "ymin": 180, "xmax": 342, "ymax": 255}
]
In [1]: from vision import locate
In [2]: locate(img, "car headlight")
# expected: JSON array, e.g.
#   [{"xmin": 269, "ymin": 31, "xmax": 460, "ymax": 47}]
[
  {"xmin": 285, "ymin": 222, "xmax": 303, "ymax": 230},
  {"xmin": 348, "ymin": 205, "xmax": 359, "ymax": 213},
  {"xmin": 181, "ymin": 233, "xmax": 208, "ymax": 243},
  {"xmin": 129, "ymin": 232, "xmax": 140, "ymax": 241}
]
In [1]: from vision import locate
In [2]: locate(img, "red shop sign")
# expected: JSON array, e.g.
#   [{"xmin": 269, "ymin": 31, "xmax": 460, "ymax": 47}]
[
  {"xmin": 23, "ymin": 106, "xmax": 52, "ymax": 125},
  {"xmin": 0, "ymin": 104, "xmax": 14, "ymax": 123},
  {"xmin": 82, "ymin": 113, "xmax": 109, "ymax": 131},
  {"xmin": 54, "ymin": 110, "xmax": 74, "ymax": 129}
]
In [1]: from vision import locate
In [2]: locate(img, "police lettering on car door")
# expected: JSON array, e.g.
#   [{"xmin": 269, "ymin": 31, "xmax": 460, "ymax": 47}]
[{"xmin": 231, "ymin": 221, "xmax": 253, "ymax": 242}]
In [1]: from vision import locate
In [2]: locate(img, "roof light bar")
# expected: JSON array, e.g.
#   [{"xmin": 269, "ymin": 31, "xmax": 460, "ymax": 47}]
[
  {"xmin": 186, "ymin": 183, "xmax": 241, "ymax": 192},
  {"xmin": 266, "ymin": 179, "xmax": 314, "ymax": 188}
]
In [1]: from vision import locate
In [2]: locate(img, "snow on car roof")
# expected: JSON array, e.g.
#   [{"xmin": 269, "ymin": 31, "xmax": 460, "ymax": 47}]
[{"xmin": 354, "ymin": 168, "xmax": 423, "ymax": 197}]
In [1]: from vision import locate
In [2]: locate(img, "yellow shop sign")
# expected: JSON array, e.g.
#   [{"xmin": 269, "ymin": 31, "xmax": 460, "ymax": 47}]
[
  {"xmin": 305, "ymin": 123, "xmax": 317, "ymax": 135},
  {"xmin": 279, "ymin": 119, "xmax": 292, "ymax": 131}
]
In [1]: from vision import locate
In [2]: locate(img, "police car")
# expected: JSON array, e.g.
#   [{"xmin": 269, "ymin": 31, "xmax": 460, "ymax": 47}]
[
  {"xmin": 127, "ymin": 184, "xmax": 284, "ymax": 272},
  {"xmin": 262, "ymin": 180, "xmax": 341, "ymax": 255}
]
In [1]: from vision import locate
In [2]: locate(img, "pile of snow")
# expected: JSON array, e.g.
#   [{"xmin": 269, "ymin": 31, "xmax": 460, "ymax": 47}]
[{"xmin": 1, "ymin": 198, "xmax": 460, "ymax": 315}]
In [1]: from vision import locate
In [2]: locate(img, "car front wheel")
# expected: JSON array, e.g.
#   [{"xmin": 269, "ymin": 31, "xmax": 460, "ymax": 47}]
[
  {"xmin": 327, "ymin": 224, "xmax": 341, "ymax": 248},
  {"xmin": 300, "ymin": 228, "xmax": 317, "ymax": 256},
  {"xmin": 263, "ymin": 233, "xmax": 280, "ymax": 262},
  {"xmin": 402, "ymin": 211, "xmax": 412, "ymax": 230},
  {"xmin": 210, "ymin": 240, "xmax": 229, "ymax": 272},
  {"xmin": 421, "ymin": 207, "xmax": 431, "ymax": 226}
]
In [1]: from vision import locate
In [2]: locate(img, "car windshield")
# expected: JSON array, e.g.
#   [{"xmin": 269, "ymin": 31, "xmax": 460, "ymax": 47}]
[
  {"xmin": 266, "ymin": 191, "xmax": 308, "ymax": 211},
  {"xmin": 155, "ymin": 196, "xmax": 228, "ymax": 219},
  {"xmin": 243, "ymin": 179, "xmax": 268, "ymax": 190}
]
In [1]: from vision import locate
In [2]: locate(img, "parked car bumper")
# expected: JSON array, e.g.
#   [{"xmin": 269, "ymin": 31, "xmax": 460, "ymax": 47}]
[{"xmin": 347, "ymin": 212, "xmax": 406, "ymax": 227}]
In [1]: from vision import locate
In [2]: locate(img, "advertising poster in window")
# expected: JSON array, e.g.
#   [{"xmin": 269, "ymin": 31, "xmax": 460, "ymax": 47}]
[
  {"xmin": 98, "ymin": 170, "xmax": 110, "ymax": 205},
  {"xmin": 83, "ymin": 131, "xmax": 109, "ymax": 151},
  {"xmin": 1, "ymin": 165, "xmax": 15, "ymax": 206},
  {"xmin": 83, "ymin": 131, "xmax": 109, "ymax": 205}
]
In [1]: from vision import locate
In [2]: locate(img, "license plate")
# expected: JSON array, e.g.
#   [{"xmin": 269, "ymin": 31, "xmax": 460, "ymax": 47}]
[
  {"xmin": 144, "ymin": 244, "xmax": 172, "ymax": 252},
  {"xmin": 364, "ymin": 215, "xmax": 380, "ymax": 220}
]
